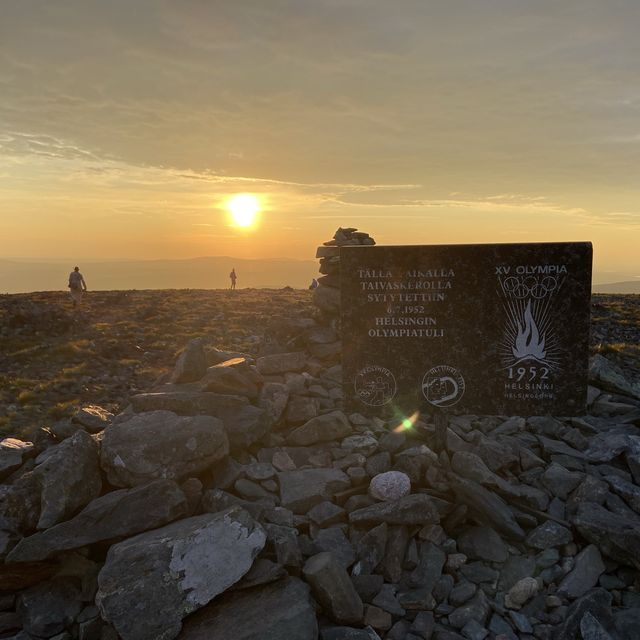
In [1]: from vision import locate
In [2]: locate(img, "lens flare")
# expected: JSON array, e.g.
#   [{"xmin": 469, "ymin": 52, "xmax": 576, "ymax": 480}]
[{"xmin": 392, "ymin": 410, "xmax": 421, "ymax": 433}]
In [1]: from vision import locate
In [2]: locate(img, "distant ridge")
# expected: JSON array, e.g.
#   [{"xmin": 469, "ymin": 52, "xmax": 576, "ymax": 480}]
[
  {"xmin": 593, "ymin": 280, "xmax": 640, "ymax": 294},
  {"xmin": 0, "ymin": 256, "xmax": 320, "ymax": 294}
]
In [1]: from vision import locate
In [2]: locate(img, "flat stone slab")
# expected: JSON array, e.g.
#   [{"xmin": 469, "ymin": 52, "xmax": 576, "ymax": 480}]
[
  {"xmin": 180, "ymin": 577, "xmax": 317, "ymax": 640},
  {"xmin": 96, "ymin": 507, "xmax": 266, "ymax": 640}
]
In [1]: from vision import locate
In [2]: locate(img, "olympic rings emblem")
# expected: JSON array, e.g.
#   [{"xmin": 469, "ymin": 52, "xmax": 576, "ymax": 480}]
[{"xmin": 502, "ymin": 276, "xmax": 557, "ymax": 299}]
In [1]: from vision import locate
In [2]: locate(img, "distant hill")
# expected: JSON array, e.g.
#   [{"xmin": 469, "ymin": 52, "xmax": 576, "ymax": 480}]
[
  {"xmin": 593, "ymin": 281, "xmax": 640, "ymax": 294},
  {"xmin": 0, "ymin": 257, "xmax": 320, "ymax": 294}
]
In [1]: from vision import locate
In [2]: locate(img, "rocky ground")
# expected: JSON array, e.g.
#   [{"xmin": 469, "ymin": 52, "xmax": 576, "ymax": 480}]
[{"xmin": 0, "ymin": 290, "xmax": 639, "ymax": 640}]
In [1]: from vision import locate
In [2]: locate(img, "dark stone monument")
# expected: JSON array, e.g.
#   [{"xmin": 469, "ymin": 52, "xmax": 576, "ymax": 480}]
[{"xmin": 341, "ymin": 242, "xmax": 592, "ymax": 419}]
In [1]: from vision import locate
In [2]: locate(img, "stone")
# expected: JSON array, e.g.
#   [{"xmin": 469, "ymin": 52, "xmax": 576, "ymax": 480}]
[
  {"xmin": 180, "ymin": 577, "xmax": 317, "ymax": 640},
  {"xmin": 364, "ymin": 605, "xmax": 392, "ymax": 631},
  {"xmin": 265, "ymin": 523, "xmax": 302, "ymax": 568},
  {"xmin": 201, "ymin": 488, "xmax": 266, "ymax": 521},
  {"xmin": 372, "ymin": 584, "xmax": 405, "ymax": 617},
  {"xmin": 352, "ymin": 574, "xmax": 385, "ymax": 603},
  {"xmin": 457, "ymin": 526, "xmax": 508, "ymax": 563},
  {"xmin": 369, "ymin": 471, "xmax": 411, "ymax": 502},
  {"xmin": 101, "ymin": 410, "xmax": 228, "ymax": 487},
  {"xmin": 449, "ymin": 476, "xmax": 525, "ymax": 540},
  {"xmin": 557, "ymin": 544, "xmax": 606, "ymax": 599},
  {"xmin": 572, "ymin": 502, "xmax": 640, "ymax": 569},
  {"xmin": 259, "ymin": 382, "xmax": 290, "ymax": 423},
  {"xmin": 379, "ymin": 525, "xmax": 409, "ymax": 583},
  {"xmin": 342, "ymin": 434, "xmax": 378, "ymax": 456},
  {"xmin": 313, "ymin": 285, "xmax": 341, "ymax": 313},
  {"xmin": 589, "ymin": 354, "xmax": 640, "ymax": 400},
  {"xmin": 96, "ymin": 507, "xmax": 266, "ymax": 640},
  {"xmin": 7, "ymin": 480, "xmax": 189, "ymax": 562},
  {"xmin": 410, "ymin": 611, "xmax": 435, "ymax": 639},
  {"xmin": 278, "ymin": 468, "xmax": 351, "ymax": 513},
  {"xmin": 130, "ymin": 390, "xmax": 248, "ymax": 417},
  {"xmin": 320, "ymin": 627, "xmax": 381, "ymax": 640},
  {"xmin": 171, "ymin": 338, "xmax": 207, "ymax": 383},
  {"xmin": 287, "ymin": 411, "xmax": 352, "ymax": 446},
  {"xmin": 308, "ymin": 501, "xmax": 346, "ymax": 527},
  {"xmin": 0, "ymin": 438, "xmax": 34, "ymax": 480},
  {"xmin": 224, "ymin": 405, "xmax": 272, "ymax": 449},
  {"xmin": 349, "ymin": 494, "xmax": 440, "ymax": 526},
  {"xmin": 410, "ymin": 542, "xmax": 446, "ymax": 591},
  {"xmin": 449, "ymin": 590, "xmax": 490, "ymax": 629},
  {"xmin": 449, "ymin": 582, "xmax": 477, "ymax": 607},
  {"xmin": 17, "ymin": 578, "xmax": 83, "ymax": 638},
  {"xmin": 32, "ymin": 430, "xmax": 102, "ymax": 529},
  {"xmin": 313, "ymin": 527, "xmax": 356, "ymax": 568},
  {"xmin": 580, "ymin": 612, "xmax": 614, "ymax": 640},
  {"xmin": 554, "ymin": 588, "xmax": 614, "ymax": 640},
  {"xmin": 505, "ymin": 577, "xmax": 539, "ymax": 609},
  {"xmin": 72, "ymin": 405, "xmax": 114, "ymax": 433},
  {"xmin": 460, "ymin": 619, "xmax": 488, "ymax": 640},
  {"xmin": 199, "ymin": 358, "xmax": 260, "ymax": 399},
  {"xmin": 354, "ymin": 523, "xmax": 387, "ymax": 574},
  {"xmin": 605, "ymin": 474, "xmax": 640, "ymax": 514},
  {"xmin": 525, "ymin": 521, "xmax": 573, "ymax": 550},
  {"xmin": 303, "ymin": 552, "xmax": 363, "ymax": 624},
  {"xmin": 286, "ymin": 395, "xmax": 320, "ymax": 425},
  {"xmin": 257, "ymin": 352, "xmax": 307, "ymax": 375},
  {"xmin": 542, "ymin": 463, "xmax": 584, "ymax": 500}
]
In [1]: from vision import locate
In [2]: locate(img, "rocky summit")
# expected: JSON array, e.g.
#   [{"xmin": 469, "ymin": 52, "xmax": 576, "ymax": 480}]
[{"xmin": 0, "ymin": 268, "xmax": 640, "ymax": 639}]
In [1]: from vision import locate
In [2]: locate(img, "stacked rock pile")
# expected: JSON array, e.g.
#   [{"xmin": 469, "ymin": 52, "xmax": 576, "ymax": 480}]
[
  {"xmin": 313, "ymin": 227, "xmax": 376, "ymax": 333},
  {"xmin": 1, "ymin": 334, "xmax": 640, "ymax": 639}
]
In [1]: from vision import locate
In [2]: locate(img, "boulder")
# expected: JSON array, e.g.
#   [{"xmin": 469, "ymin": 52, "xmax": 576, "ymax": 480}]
[
  {"xmin": 349, "ymin": 494, "xmax": 440, "ymax": 526},
  {"xmin": 369, "ymin": 471, "xmax": 411, "ymax": 502},
  {"xmin": 572, "ymin": 502, "xmax": 640, "ymax": 569},
  {"xmin": 259, "ymin": 382, "xmax": 290, "ymax": 423},
  {"xmin": 557, "ymin": 544, "xmax": 606, "ymax": 599},
  {"xmin": 180, "ymin": 577, "xmax": 317, "ymax": 640},
  {"xmin": 589, "ymin": 355, "xmax": 640, "ymax": 399},
  {"xmin": 171, "ymin": 338, "xmax": 207, "ymax": 383},
  {"xmin": 17, "ymin": 577, "xmax": 83, "ymax": 638},
  {"xmin": 97, "ymin": 507, "xmax": 266, "ymax": 640},
  {"xmin": 0, "ymin": 438, "xmax": 34, "ymax": 480},
  {"xmin": 287, "ymin": 411, "xmax": 352, "ymax": 446},
  {"xmin": 32, "ymin": 430, "xmax": 102, "ymax": 530},
  {"xmin": 199, "ymin": 358, "xmax": 261, "ymax": 400},
  {"xmin": 303, "ymin": 552, "xmax": 363, "ymax": 624},
  {"xmin": 224, "ymin": 405, "xmax": 271, "ymax": 449},
  {"xmin": 72, "ymin": 405, "xmax": 114, "ymax": 433},
  {"xmin": 313, "ymin": 285, "xmax": 341, "ymax": 314},
  {"xmin": 7, "ymin": 480, "xmax": 189, "ymax": 562},
  {"xmin": 101, "ymin": 410, "xmax": 228, "ymax": 487},
  {"xmin": 130, "ymin": 391, "xmax": 248, "ymax": 416},
  {"xmin": 457, "ymin": 526, "xmax": 508, "ymax": 563},
  {"xmin": 449, "ymin": 476, "xmax": 525, "ymax": 541},
  {"xmin": 279, "ymin": 468, "xmax": 351, "ymax": 513},
  {"xmin": 256, "ymin": 352, "xmax": 307, "ymax": 375}
]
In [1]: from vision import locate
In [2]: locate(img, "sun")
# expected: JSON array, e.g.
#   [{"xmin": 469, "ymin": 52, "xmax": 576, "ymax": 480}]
[{"xmin": 226, "ymin": 194, "xmax": 261, "ymax": 228}]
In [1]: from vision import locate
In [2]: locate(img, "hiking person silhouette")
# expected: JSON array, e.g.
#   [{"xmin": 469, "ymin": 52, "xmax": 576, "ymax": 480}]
[
  {"xmin": 229, "ymin": 268, "xmax": 237, "ymax": 290},
  {"xmin": 68, "ymin": 266, "xmax": 87, "ymax": 307}
]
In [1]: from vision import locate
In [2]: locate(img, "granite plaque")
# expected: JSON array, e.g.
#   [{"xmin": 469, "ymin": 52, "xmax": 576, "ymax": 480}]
[{"xmin": 341, "ymin": 242, "xmax": 592, "ymax": 417}]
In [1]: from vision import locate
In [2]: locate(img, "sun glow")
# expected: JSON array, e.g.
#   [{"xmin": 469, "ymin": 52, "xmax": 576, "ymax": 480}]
[{"xmin": 226, "ymin": 194, "xmax": 261, "ymax": 228}]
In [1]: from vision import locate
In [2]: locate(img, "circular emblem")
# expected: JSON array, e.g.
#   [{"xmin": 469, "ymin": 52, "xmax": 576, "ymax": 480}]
[
  {"xmin": 422, "ymin": 365, "xmax": 465, "ymax": 408},
  {"xmin": 354, "ymin": 365, "xmax": 397, "ymax": 407}
]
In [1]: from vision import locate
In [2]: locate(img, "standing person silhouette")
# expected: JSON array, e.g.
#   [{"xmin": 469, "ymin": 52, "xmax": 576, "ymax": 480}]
[
  {"xmin": 229, "ymin": 267, "xmax": 237, "ymax": 291},
  {"xmin": 68, "ymin": 266, "xmax": 87, "ymax": 307}
]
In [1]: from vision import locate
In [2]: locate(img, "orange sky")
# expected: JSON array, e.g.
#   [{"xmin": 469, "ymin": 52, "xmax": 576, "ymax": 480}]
[{"xmin": 1, "ymin": 1, "xmax": 639, "ymax": 283}]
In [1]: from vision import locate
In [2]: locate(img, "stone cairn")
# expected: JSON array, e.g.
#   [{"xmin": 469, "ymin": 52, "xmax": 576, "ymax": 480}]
[
  {"xmin": 1, "ymin": 266, "xmax": 640, "ymax": 640},
  {"xmin": 313, "ymin": 227, "xmax": 376, "ymax": 333}
]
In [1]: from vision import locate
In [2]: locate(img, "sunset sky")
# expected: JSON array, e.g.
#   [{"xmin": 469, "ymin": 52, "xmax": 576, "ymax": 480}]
[{"xmin": 1, "ymin": 1, "xmax": 639, "ymax": 282}]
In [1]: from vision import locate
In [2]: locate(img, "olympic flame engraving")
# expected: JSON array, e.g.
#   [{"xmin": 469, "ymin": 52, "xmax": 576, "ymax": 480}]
[{"xmin": 512, "ymin": 301, "xmax": 547, "ymax": 361}]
